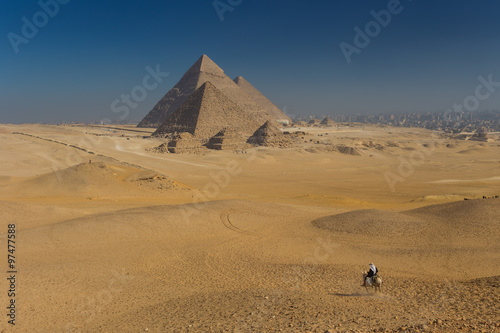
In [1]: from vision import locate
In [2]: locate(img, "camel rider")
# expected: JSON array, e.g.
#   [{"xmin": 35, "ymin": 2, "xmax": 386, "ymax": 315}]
[{"xmin": 362, "ymin": 263, "xmax": 378, "ymax": 286}]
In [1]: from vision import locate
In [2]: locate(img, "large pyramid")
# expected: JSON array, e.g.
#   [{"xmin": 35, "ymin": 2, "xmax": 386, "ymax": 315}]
[
  {"xmin": 151, "ymin": 81, "xmax": 260, "ymax": 141},
  {"xmin": 234, "ymin": 76, "xmax": 290, "ymax": 123},
  {"xmin": 138, "ymin": 55, "xmax": 283, "ymax": 128}
]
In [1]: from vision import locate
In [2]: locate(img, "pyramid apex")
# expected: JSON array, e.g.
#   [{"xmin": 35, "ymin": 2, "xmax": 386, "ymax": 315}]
[
  {"xmin": 185, "ymin": 54, "xmax": 225, "ymax": 76},
  {"xmin": 199, "ymin": 54, "xmax": 210, "ymax": 61},
  {"xmin": 255, "ymin": 120, "xmax": 278, "ymax": 131},
  {"xmin": 234, "ymin": 75, "xmax": 248, "ymax": 83},
  {"xmin": 199, "ymin": 81, "xmax": 217, "ymax": 90}
]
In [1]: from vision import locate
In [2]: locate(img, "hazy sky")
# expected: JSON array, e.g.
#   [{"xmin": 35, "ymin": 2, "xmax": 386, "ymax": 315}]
[{"xmin": 1, "ymin": 0, "xmax": 500, "ymax": 123}]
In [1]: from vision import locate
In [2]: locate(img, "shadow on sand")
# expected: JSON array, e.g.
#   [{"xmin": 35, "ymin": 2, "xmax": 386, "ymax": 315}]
[
  {"xmin": 331, "ymin": 292, "xmax": 372, "ymax": 297},
  {"xmin": 331, "ymin": 290, "xmax": 390, "ymax": 298}
]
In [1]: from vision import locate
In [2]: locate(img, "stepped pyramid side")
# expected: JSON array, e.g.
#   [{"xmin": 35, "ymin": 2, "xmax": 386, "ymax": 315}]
[
  {"xmin": 152, "ymin": 82, "xmax": 260, "ymax": 141},
  {"xmin": 205, "ymin": 128, "xmax": 248, "ymax": 150},
  {"xmin": 138, "ymin": 55, "xmax": 276, "ymax": 128},
  {"xmin": 166, "ymin": 132, "xmax": 206, "ymax": 154},
  {"xmin": 234, "ymin": 76, "xmax": 291, "ymax": 123},
  {"xmin": 247, "ymin": 120, "xmax": 293, "ymax": 148},
  {"xmin": 320, "ymin": 116, "xmax": 335, "ymax": 126}
]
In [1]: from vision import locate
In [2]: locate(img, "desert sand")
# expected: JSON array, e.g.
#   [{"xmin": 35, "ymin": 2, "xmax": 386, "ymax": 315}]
[{"xmin": 0, "ymin": 123, "xmax": 499, "ymax": 332}]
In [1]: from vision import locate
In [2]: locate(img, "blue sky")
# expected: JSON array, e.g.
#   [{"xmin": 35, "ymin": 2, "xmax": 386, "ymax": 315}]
[{"xmin": 1, "ymin": 0, "xmax": 500, "ymax": 123}]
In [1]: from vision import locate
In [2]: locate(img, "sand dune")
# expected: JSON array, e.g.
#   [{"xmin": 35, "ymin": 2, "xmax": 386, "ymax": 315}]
[
  {"xmin": 313, "ymin": 199, "xmax": 500, "ymax": 246},
  {"xmin": 14, "ymin": 198, "xmax": 500, "ymax": 332},
  {"xmin": 1, "ymin": 161, "xmax": 190, "ymax": 200},
  {"xmin": 457, "ymin": 147, "xmax": 489, "ymax": 154},
  {"xmin": 1, "ymin": 123, "xmax": 499, "ymax": 332},
  {"xmin": 312, "ymin": 209, "xmax": 425, "ymax": 237}
]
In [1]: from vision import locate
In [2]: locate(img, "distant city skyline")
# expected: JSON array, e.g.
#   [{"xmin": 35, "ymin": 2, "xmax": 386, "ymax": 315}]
[{"xmin": 1, "ymin": 0, "xmax": 500, "ymax": 124}]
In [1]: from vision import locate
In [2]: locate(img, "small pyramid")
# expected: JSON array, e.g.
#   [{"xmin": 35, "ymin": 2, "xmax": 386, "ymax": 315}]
[
  {"xmin": 152, "ymin": 82, "xmax": 260, "ymax": 141},
  {"xmin": 320, "ymin": 116, "xmax": 335, "ymax": 126},
  {"xmin": 247, "ymin": 121, "xmax": 293, "ymax": 148},
  {"xmin": 294, "ymin": 120, "xmax": 307, "ymax": 126},
  {"xmin": 469, "ymin": 126, "xmax": 492, "ymax": 142},
  {"xmin": 234, "ymin": 76, "xmax": 291, "ymax": 123},
  {"xmin": 205, "ymin": 128, "xmax": 248, "ymax": 150},
  {"xmin": 138, "ymin": 55, "xmax": 278, "ymax": 128},
  {"xmin": 336, "ymin": 145, "xmax": 361, "ymax": 156},
  {"xmin": 166, "ymin": 132, "xmax": 206, "ymax": 154}
]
